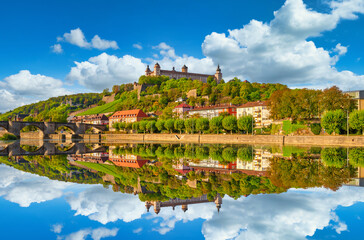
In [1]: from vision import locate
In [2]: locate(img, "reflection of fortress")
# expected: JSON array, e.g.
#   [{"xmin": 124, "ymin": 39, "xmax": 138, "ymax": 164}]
[
  {"xmin": 145, "ymin": 194, "xmax": 222, "ymax": 214},
  {"xmin": 69, "ymin": 152, "xmax": 109, "ymax": 164}
]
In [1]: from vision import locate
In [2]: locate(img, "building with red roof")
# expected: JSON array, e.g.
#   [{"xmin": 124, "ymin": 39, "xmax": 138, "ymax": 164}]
[
  {"xmin": 188, "ymin": 104, "xmax": 237, "ymax": 119},
  {"xmin": 109, "ymin": 109, "xmax": 149, "ymax": 130},
  {"xmin": 173, "ymin": 103, "xmax": 192, "ymax": 118}
]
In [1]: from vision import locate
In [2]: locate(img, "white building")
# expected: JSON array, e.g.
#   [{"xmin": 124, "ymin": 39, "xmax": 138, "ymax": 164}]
[{"xmin": 236, "ymin": 101, "xmax": 272, "ymax": 127}]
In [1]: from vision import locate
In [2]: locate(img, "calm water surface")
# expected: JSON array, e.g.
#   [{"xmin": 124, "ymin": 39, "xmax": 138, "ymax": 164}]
[{"xmin": 0, "ymin": 141, "xmax": 363, "ymax": 240}]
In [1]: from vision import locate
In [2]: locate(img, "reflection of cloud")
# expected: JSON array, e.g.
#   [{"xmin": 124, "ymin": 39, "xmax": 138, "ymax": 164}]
[
  {"xmin": 67, "ymin": 185, "xmax": 146, "ymax": 224},
  {"xmin": 51, "ymin": 224, "xmax": 63, "ymax": 234},
  {"xmin": 202, "ymin": 187, "xmax": 364, "ymax": 240},
  {"xmin": 151, "ymin": 203, "xmax": 216, "ymax": 235},
  {"xmin": 132, "ymin": 227, "xmax": 142, "ymax": 234},
  {"xmin": 58, "ymin": 227, "xmax": 118, "ymax": 240},
  {"xmin": 0, "ymin": 165, "xmax": 72, "ymax": 207}
]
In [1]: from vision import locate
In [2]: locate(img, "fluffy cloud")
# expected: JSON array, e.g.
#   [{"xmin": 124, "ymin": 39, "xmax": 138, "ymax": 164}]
[
  {"xmin": 66, "ymin": 53, "xmax": 146, "ymax": 91},
  {"xmin": 51, "ymin": 43, "xmax": 63, "ymax": 54},
  {"xmin": 0, "ymin": 70, "xmax": 71, "ymax": 112},
  {"xmin": 201, "ymin": 187, "xmax": 364, "ymax": 240},
  {"xmin": 0, "ymin": 165, "xmax": 73, "ymax": 207},
  {"xmin": 91, "ymin": 35, "xmax": 119, "ymax": 50},
  {"xmin": 65, "ymin": 0, "xmax": 364, "ymax": 92},
  {"xmin": 66, "ymin": 185, "xmax": 146, "ymax": 224},
  {"xmin": 200, "ymin": 0, "xmax": 364, "ymax": 89},
  {"xmin": 59, "ymin": 28, "xmax": 118, "ymax": 50}
]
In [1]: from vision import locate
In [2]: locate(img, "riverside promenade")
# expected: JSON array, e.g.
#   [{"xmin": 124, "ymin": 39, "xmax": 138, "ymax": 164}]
[{"xmin": 78, "ymin": 133, "xmax": 364, "ymax": 147}]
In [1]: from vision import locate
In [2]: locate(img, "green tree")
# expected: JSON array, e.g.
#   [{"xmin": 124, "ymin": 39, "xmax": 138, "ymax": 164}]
[
  {"xmin": 196, "ymin": 118, "xmax": 209, "ymax": 134},
  {"xmin": 185, "ymin": 118, "xmax": 196, "ymax": 134},
  {"xmin": 321, "ymin": 110, "xmax": 346, "ymax": 135},
  {"xmin": 132, "ymin": 122, "xmax": 139, "ymax": 132},
  {"xmin": 349, "ymin": 110, "xmax": 364, "ymax": 134},
  {"xmin": 174, "ymin": 119, "xmax": 185, "ymax": 134},
  {"xmin": 156, "ymin": 120, "xmax": 165, "ymax": 132},
  {"xmin": 222, "ymin": 116, "xmax": 237, "ymax": 134},
  {"xmin": 146, "ymin": 120, "xmax": 157, "ymax": 133},
  {"xmin": 112, "ymin": 122, "xmax": 120, "ymax": 131},
  {"xmin": 222, "ymin": 147, "xmax": 237, "ymax": 163},
  {"xmin": 164, "ymin": 119, "xmax": 175, "ymax": 133},
  {"xmin": 237, "ymin": 115, "xmax": 254, "ymax": 134},
  {"xmin": 210, "ymin": 116, "xmax": 223, "ymax": 134},
  {"xmin": 139, "ymin": 121, "xmax": 148, "ymax": 134}
]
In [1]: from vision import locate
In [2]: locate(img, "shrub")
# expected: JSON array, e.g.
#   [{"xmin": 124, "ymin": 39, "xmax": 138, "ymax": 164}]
[
  {"xmin": 321, "ymin": 110, "xmax": 346, "ymax": 135},
  {"xmin": 310, "ymin": 123, "xmax": 322, "ymax": 135}
]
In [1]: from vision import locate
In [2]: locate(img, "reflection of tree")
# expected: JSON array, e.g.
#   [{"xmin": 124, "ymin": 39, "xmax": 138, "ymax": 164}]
[
  {"xmin": 0, "ymin": 155, "xmax": 102, "ymax": 184},
  {"xmin": 321, "ymin": 148, "xmax": 347, "ymax": 168},
  {"xmin": 349, "ymin": 148, "xmax": 364, "ymax": 167},
  {"xmin": 268, "ymin": 156, "xmax": 355, "ymax": 191}
]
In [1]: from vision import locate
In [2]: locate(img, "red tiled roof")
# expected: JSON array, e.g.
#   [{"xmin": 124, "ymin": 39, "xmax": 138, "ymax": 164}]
[
  {"xmin": 237, "ymin": 101, "xmax": 268, "ymax": 108},
  {"xmin": 175, "ymin": 103, "xmax": 192, "ymax": 109},
  {"xmin": 110, "ymin": 109, "xmax": 149, "ymax": 119},
  {"xmin": 189, "ymin": 104, "xmax": 237, "ymax": 111}
]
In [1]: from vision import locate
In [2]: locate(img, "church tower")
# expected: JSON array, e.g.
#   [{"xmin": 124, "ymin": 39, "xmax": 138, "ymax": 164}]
[
  {"xmin": 215, "ymin": 65, "xmax": 222, "ymax": 83},
  {"xmin": 154, "ymin": 63, "xmax": 161, "ymax": 76}
]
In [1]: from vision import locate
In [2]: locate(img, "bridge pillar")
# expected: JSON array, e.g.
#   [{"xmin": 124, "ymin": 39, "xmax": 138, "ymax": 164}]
[
  {"xmin": 75, "ymin": 123, "xmax": 86, "ymax": 135},
  {"xmin": 43, "ymin": 142, "xmax": 57, "ymax": 155},
  {"xmin": 44, "ymin": 122, "xmax": 56, "ymax": 138},
  {"xmin": 8, "ymin": 121, "xmax": 21, "ymax": 139}
]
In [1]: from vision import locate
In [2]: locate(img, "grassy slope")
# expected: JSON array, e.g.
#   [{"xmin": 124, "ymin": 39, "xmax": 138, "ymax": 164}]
[
  {"xmin": 76, "ymin": 161, "xmax": 122, "ymax": 178},
  {"xmin": 282, "ymin": 120, "xmax": 307, "ymax": 134},
  {"xmin": 76, "ymin": 99, "xmax": 122, "ymax": 116}
]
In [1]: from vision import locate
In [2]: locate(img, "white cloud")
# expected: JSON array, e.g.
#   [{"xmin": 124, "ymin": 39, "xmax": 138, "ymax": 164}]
[
  {"xmin": 51, "ymin": 224, "xmax": 63, "ymax": 234},
  {"xmin": 60, "ymin": 227, "xmax": 118, "ymax": 240},
  {"xmin": 153, "ymin": 42, "xmax": 177, "ymax": 59},
  {"xmin": 199, "ymin": 0, "xmax": 364, "ymax": 89},
  {"xmin": 91, "ymin": 227, "xmax": 118, "ymax": 240},
  {"xmin": 51, "ymin": 43, "xmax": 63, "ymax": 54},
  {"xmin": 201, "ymin": 187, "xmax": 363, "ymax": 240},
  {"xmin": 62, "ymin": 28, "xmax": 91, "ymax": 48},
  {"xmin": 0, "ymin": 70, "xmax": 71, "ymax": 112},
  {"xmin": 334, "ymin": 43, "xmax": 348, "ymax": 56},
  {"xmin": 91, "ymin": 35, "xmax": 119, "ymax": 50},
  {"xmin": 132, "ymin": 227, "xmax": 142, "ymax": 234},
  {"xmin": 66, "ymin": 185, "xmax": 146, "ymax": 224},
  {"xmin": 66, "ymin": 53, "xmax": 146, "ymax": 91},
  {"xmin": 0, "ymin": 165, "xmax": 73, "ymax": 207},
  {"xmin": 58, "ymin": 28, "xmax": 119, "ymax": 50},
  {"xmin": 133, "ymin": 43, "xmax": 143, "ymax": 50}
]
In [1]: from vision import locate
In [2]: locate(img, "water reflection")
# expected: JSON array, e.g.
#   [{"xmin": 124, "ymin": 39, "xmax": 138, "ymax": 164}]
[{"xmin": 0, "ymin": 140, "xmax": 364, "ymax": 239}]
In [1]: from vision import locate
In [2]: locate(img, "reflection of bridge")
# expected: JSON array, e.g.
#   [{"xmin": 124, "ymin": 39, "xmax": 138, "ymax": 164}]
[
  {"xmin": 0, "ymin": 141, "xmax": 106, "ymax": 156},
  {"xmin": 0, "ymin": 121, "xmax": 107, "ymax": 138}
]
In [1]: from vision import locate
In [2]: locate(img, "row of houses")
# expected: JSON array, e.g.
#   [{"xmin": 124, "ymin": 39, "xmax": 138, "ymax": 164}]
[
  {"xmin": 66, "ymin": 100, "xmax": 271, "ymax": 131},
  {"xmin": 173, "ymin": 101, "xmax": 272, "ymax": 127}
]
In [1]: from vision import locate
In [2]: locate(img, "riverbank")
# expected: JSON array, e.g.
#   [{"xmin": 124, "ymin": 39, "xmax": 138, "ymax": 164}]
[{"xmin": 77, "ymin": 133, "xmax": 364, "ymax": 147}]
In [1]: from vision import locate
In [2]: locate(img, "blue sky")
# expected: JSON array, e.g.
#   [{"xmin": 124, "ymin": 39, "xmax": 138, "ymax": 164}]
[{"xmin": 0, "ymin": 0, "xmax": 364, "ymax": 112}]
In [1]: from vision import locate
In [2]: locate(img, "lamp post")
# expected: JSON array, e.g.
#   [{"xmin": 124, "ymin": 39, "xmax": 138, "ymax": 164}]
[{"xmin": 347, "ymin": 110, "xmax": 349, "ymax": 137}]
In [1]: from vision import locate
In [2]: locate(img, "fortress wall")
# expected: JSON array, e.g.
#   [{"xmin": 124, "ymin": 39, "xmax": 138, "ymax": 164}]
[{"xmin": 284, "ymin": 135, "xmax": 364, "ymax": 146}]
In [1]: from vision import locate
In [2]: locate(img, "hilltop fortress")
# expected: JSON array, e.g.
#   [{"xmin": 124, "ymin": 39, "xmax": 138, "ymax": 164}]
[{"xmin": 145, "ymin": 63, "xmax": 222, "ymax": 83}]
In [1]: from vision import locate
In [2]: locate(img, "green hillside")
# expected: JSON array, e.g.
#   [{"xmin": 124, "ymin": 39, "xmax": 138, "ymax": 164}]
[
  {"xmin": 0, "ymin": 93, "xmax": 102, "ymax": 121},
  {"xmin": 77, "ymin": 98, "xmax": 123, "ymax": 116}
]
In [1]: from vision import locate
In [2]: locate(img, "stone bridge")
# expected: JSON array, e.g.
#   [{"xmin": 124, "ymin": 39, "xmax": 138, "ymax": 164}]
[
  {"xmin": 0, "ymin": 141, "xmax": 106, "ymax": 157},
  {"xmin": 0, "ymin": 121, "xmax": 107, "ymax": 139}
]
